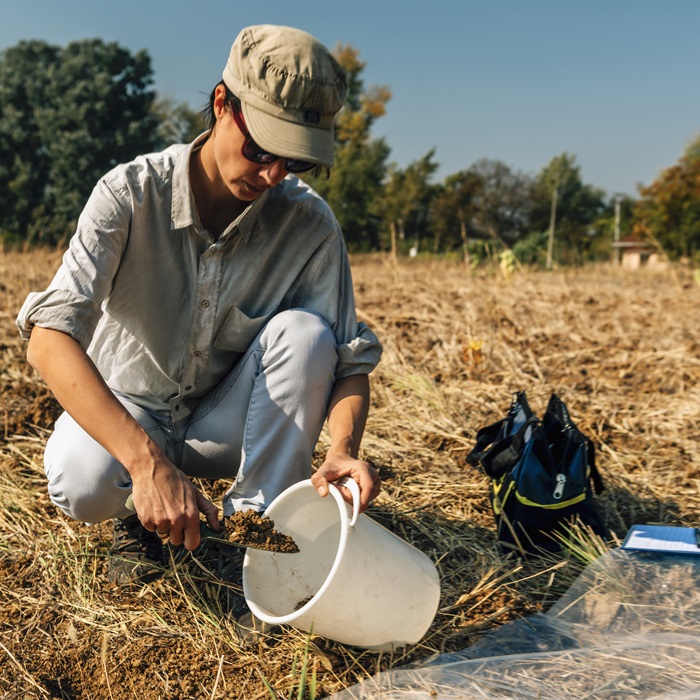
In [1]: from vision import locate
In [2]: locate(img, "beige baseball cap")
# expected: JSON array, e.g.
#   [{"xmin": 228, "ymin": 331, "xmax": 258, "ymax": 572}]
[{"xmin": 222, "ymin": 24, "xmax": 347, "ymax": 168}]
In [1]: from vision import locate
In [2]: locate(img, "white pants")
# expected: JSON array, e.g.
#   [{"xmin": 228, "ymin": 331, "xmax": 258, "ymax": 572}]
[{"xmin": 44, "ymin": 309, "xmax": 337, "ymax": 522}]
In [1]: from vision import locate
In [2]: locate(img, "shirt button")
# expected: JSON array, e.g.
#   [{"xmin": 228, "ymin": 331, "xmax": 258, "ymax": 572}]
[
  {"xmin": 193, "ymin": 350, "xmax": 201, "ymax": 357},
  {"xmin": 201, "ymin": 300, "xmax": 210, "ymax": 308},
  {"xmin": 175, "ymin": 405, "xmax": 180, "ymax": 411}
]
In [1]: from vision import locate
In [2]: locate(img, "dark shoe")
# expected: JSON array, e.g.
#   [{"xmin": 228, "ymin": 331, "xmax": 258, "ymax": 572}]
[
  {"xmin": 167, "ymin": 523, "xmax": 249, "ymax": 615},
  {"xmin": 108, "ymin": 514, "xmax": 165, "ymax": 586},
  {"xmin": 216, "ymin": 541, "xmax": 246, "ymax": 586},
  {"xmin": 194, "ymin": 522, "xmax": 246, "ymax": 585}
]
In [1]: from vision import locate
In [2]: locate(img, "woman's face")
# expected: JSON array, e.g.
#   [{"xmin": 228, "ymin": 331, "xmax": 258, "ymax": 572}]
[{"xmin": 210, "ymin": 85, "xmax": 289, "ymax": 202}]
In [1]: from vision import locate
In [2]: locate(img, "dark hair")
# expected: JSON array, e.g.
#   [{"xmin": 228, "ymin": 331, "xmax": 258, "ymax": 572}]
[
  {"xmin": 202, "ymin": 81, "xmax": 237, "ymax": 130},
  {"xmin": 201, "ymin": 81, "xmax": 329, "ymax": 179}
]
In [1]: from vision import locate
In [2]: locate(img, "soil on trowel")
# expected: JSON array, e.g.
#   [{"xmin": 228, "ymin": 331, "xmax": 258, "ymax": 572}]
[{"xmin": 220, "ymin": 510, "xmax": 300, "ymax": 553}]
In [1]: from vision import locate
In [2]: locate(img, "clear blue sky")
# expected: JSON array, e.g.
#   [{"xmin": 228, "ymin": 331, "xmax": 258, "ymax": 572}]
[{"xmin": 3, "ymin": 0, "xmax": 699, "ymax": 198}]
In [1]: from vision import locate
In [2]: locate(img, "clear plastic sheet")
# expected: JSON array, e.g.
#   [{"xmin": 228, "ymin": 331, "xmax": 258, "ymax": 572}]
[{"xmin": 329, "ymin": 550, "xmax": 700, "ymax": 699}]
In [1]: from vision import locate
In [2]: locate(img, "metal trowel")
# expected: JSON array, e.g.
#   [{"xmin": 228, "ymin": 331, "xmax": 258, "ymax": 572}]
[{"xmin": 123, "ymin": 494, "xmax": 298, "ymax": 553}]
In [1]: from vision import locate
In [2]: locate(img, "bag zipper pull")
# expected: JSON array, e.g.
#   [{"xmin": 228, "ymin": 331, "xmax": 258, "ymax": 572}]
[{"xmin": 553, "ymin": 473, "xmax": 566, "ymax": 499}]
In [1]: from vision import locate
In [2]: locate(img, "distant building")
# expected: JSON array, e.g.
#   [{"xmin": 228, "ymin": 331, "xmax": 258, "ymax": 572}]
[{"xmin": 612, "ymin": 235, "xmax": 666, "ymax": 271}]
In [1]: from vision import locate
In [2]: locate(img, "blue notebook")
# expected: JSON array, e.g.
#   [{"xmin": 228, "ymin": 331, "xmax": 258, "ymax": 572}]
[{"xmin": 622, "ymin": 524, "xmax": 700, "ymax": 555}]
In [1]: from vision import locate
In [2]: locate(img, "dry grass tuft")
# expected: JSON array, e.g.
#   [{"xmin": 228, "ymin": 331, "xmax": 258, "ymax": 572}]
[{"xmin": 2, "ymin": 250, "xmax": 699, "ymax": 698}]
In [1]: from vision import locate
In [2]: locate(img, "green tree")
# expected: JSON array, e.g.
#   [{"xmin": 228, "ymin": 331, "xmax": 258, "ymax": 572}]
[
  {"xmin": 466, "ymin": 159, "xmax": 534, "ymax": 246},
  {"xmin": 586, "ymin": 193, "xmax": 636, "ymax": 263},
  {"xmin": 0, "ymin": 39, "xmax": 159, "ymax": 246},
  {"xmin": 632, "ymin": 135, "xmax": 700, "ymax": 262},
  {"xmin": 531, "ymin": 153, "xmax": 606, "ymax": 266},
  {"xmin": 304, "ymin": 44, "xmax": 391, "ymax": 251},
  {"xmin": 0, "ymin": 40, "xmax": 58, "ymax": 245},
  {"xmin": 381, "ymin": 150, "xmax": 439, "ymax": 256},
  {"xmin": 428, "ymin": 170, "xmax": 481, "ymax": 260}
]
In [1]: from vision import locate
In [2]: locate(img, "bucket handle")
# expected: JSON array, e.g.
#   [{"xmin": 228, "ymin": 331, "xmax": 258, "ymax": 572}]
[{"xmin": 331, "ymin": 477, "xmax": 360, "ymax": 527}]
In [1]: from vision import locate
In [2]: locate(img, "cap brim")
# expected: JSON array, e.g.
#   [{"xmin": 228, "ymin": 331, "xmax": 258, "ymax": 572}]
[{"xmin": 241, "ymin": 102, "xmax": 335, "ymax": 168}]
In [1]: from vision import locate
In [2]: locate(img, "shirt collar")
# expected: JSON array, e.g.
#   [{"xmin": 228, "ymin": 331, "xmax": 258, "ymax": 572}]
[
  {"xmin": 171, "ymin": 132, "xmax": 208, "ymax": 231},
  {"xmin": 170, "ymin": 131, "xmax": 273, "ymax": 242}
]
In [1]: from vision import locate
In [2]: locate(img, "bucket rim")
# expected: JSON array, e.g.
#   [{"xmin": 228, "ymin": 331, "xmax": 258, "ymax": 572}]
[{"xmin": 243, "ymin": 479, "xmax": 352, "ymax": 625}]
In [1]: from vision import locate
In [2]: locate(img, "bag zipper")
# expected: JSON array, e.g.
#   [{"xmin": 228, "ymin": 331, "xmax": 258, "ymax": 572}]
[
  {"xmin": 552, "ymin": 398, "xmax": 572, "ymax": 500},
  {"xmin": 553, "ymin": 473, "xmax": 566, "ymax": 499}
]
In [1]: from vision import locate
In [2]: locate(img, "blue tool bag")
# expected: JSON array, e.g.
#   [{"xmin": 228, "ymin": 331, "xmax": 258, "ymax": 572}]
[{"xmin": 467, "ymin": 391, "xmax": 609, "ymax": 556}]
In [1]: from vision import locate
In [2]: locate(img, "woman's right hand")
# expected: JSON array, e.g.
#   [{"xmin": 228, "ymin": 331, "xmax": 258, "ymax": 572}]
[{"xmin": 130, "ymin": 457, "xmax": 221, "ymax": 550}]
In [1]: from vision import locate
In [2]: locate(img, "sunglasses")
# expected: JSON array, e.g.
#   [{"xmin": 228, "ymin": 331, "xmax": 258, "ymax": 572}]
[{"xmin": 231, "ymin": 106, "xmax": 316, "ymax": 174}]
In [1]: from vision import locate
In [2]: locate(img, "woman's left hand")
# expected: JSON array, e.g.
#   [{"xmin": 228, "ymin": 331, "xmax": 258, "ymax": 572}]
[{"xmin": 311, "ymin": 452, "xmax": 381, "ymax": 513}]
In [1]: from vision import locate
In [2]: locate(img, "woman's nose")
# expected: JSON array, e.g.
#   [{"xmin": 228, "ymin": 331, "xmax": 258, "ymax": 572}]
[{"xmin": 259, "ymin": 159, "xmax": 288, "ymax": 184}]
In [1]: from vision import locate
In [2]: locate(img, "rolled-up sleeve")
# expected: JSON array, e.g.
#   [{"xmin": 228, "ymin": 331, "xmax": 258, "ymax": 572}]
[
  {"xmin": 16, "ymin": 289, "xmax": 102, "ymax": 348},
  {"xmin": 336, "ymin": 321, "xmax": 382, "ymax": 378},
  {"xmin": 296, "ymin": 228, "xmax": 382, "ymax": 379},
  {"xmin": 15, "ymin": 172, "xmax": 131, "ymax": 349}
]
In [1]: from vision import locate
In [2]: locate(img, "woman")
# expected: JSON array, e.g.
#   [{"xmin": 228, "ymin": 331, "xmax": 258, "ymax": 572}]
[{"xmin": 17, "ymin": 24, "xmax": 382, "ymax": 586}]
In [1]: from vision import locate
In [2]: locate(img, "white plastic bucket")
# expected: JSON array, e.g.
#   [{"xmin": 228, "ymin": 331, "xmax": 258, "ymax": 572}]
[{"xmin": 242, "ymin": 478, "xmax": 441, "ymax": 650}]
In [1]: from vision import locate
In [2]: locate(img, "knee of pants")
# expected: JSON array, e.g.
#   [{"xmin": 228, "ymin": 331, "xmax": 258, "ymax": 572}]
[
  {"xmin": 44, "ymin": 432, "xmax": 128, "ymax": 523},
  {"xmin": 262, "ymin": 309, "xmax": 337, "ymax": 378},
  {"xmin": 44, "ymin": 413, "xmax": 157, "ymax": 524}
]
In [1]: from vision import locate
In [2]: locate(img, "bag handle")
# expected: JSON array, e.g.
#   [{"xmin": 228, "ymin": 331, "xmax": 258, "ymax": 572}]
[
  {"xmin": 467, "ymin": 392, "xmax": 535, "ymax": 478},
  {"xmin": 466, "ymin": 418, "xmax": 507, "ymax": 467},
  {"xmin": 467, "ymin": 415, "xmax": 538, "ymax": 479}
]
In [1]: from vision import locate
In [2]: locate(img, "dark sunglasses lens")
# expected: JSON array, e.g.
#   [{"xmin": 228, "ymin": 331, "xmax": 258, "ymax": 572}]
[
  {"xmin": 243, "ymin": 133, "xmax": 315, "ymax": 173},
  {"xmin": 284, "ymin": 160, "xmax": 315, "ymax": 173},
  {"xmin": 242, "ymin": 138, "xmax": 277, "ymax": 165}
]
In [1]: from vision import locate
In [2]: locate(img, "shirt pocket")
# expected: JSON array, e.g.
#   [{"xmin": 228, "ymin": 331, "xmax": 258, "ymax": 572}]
[{"xmin": 213, "ymin": 305, "xmax": 276, "ymax": 353}]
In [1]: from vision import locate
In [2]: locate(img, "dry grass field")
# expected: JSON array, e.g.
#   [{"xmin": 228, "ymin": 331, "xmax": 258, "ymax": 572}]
[{"xmin": 1, "ymin": 249, "xmax": 700, "ymax": 699}]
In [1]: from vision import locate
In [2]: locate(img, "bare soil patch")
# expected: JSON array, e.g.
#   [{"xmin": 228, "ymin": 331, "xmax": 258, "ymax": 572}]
[{"xmin": 2, "ymin": 250, "xmax": 700, "ymax": 698}]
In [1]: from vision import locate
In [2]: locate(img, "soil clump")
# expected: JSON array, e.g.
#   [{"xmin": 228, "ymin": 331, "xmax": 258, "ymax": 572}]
[{"xmin": 219, "ymin": 510, "xmax": 299, "ymax": 553}]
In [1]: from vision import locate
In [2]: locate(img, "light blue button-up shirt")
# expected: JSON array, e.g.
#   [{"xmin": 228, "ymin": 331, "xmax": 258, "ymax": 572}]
[{"xmin": 17, "ymin": 135, "xmax": 382, "ymax": 419}]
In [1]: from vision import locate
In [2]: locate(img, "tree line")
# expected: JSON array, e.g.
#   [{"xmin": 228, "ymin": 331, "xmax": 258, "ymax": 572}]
[{"xmin": 1, "ymin": 38, "xmax": 698, "ymax": 265}]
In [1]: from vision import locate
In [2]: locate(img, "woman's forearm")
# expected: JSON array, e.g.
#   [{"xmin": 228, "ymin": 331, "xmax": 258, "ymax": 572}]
[
  {"xmin": 26, "ymin": 325, "xmax": 159, "ymax": 477},
  {"xmin": 325, "ymin": 373, "xmax": 370, "ymax": 458}
]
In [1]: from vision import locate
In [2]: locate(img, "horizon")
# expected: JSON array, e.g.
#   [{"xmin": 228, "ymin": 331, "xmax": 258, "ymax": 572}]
[{"xmin": 2, "ymin": 1, "xmax": 700, "ymax": 198}]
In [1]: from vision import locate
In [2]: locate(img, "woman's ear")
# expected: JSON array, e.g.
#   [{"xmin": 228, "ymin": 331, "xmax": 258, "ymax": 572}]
[{"xmin": 213, "ymin": 83, "xmax": 228, "ymax": 120}]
